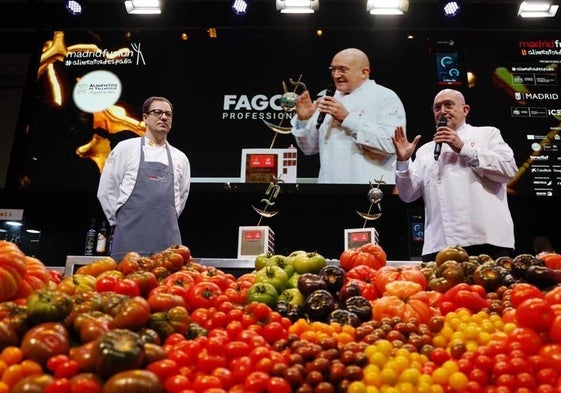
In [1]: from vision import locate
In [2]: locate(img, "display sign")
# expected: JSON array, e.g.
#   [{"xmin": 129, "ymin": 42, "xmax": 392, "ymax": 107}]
[
  {"xmin": 344, "ymin": 228, "xmax": 377, "ymax": 250},
  {"xmin": 237, "ymin": 226, "xmax": 275, "ymax": 259}
]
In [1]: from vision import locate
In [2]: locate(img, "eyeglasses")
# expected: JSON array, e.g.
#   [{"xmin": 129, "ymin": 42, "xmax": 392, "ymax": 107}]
[
  {"xmin": 147, "ymin": 109, "xmax": 173, "ymax": 118},
  {"xmin": 432, "ymin": 100, "xmax": 456, "ymax": 113},
  {"xmin": 329, "ymin": 66, "xmax": 351, "ymax": 75}
]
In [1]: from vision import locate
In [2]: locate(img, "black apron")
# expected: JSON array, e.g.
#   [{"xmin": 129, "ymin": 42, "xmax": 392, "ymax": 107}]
[{"xmin": 111, "ymin": 137, "xmax": 181, "ymax": 261}]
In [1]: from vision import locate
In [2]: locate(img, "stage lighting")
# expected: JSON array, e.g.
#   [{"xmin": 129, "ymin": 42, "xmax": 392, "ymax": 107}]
[
  {"xmin": 366, "ymin": 0, "xmax": 409, "ymax": 15},
  {"xmin": 124, "ymin": 0, "xmax": 161, "ymax": 14},
  {"xmin": 232, "ymin": 0, "xmax": 248, "ymax": 15},
  {"xmin": 276, "ymin": 0, "xmax": 319, "ymax": 14},
  {"xmin": 441, "ymin": 0, "xmax": 461, "ymax": 17},
  {"xmin": 66, "ymin": 0, "xmax": 83, "ymax": 16},
  {"xmin": 518, "ymin": 1, "xmax": 558, "ymax": 17}
]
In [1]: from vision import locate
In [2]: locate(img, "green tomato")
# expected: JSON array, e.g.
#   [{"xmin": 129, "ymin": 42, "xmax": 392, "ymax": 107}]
[
  {"xmin": 254, "ymin": 253, "xmax": 274, "ymax": 271},
  {"xmin": 287, "ymin": 272, "xmax": 301, "ymax": 289},
  {"xmin": 265, "ymin": 254, "xmax": 295, "ymax": 278},
  {"xmin": 278, "ymin": 288, "xmax": 305, "ymax": 307},
  {"xmin": 247, "ymin": 282, "xmax": 279, "ymax": 307},
  {"xmin": 254, "ymin": 265, "xmax": 289, "ymax": 292},
  {"xmin": 289, "ymin": 251, "xmax": 327, "ymax": 274}
]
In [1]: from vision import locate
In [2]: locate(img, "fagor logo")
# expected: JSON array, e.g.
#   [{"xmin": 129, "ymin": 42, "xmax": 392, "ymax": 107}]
[{"xmin": 222, "ymin": 94, "xmax": 293, "ymax": 121}]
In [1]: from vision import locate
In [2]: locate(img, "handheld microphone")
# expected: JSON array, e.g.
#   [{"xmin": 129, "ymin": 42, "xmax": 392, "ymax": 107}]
[
  {"xmin": 434, "ymin": 115, "xmax": 447, "ymax": 160},
  {"xmin": 316, "ymin": 87, "xmax": 335, "ymax": 130}
]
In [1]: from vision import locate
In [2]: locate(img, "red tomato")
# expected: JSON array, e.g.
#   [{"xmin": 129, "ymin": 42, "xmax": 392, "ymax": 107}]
[
  {"xmin": 244, "ymin": 371, "xmax": 269, "ymax": 392},
  {"xmin": 69, "ymin": 376, "xmax": 103, "ymax": 393},
  {"xmin": 539, "ymin": 343, "xmax": 561, "ymax": 370},
  {"xmin": 509, "ymin": 283, "xmax": 544, "ymax": 307},
  {"xmin": 54, "ymin": 359, "xmax": 80, "ymax": 379},
  {"xmin": 505, "ymin": 327, "xmax": 544, "ymax": 356},
  {"xmin": 548, "ymin": 314, "xmax": 561, "ymax": 343},
  {"xmin": 230, "ymin": 356, "xmax": 253, "ymax": 385},
  {"xmin": 163, "ymin": 374, "xmax": 191, "ymax": 393},
  {"xmin": 515, "ymin": 297, "xmax": 555, "ymax": 332},
  {"xmin": 266, "ymin": 377, "xmax": 292, "ymax": 393},
  {"xmin": 539, "ymin": 252, "xmax": 561, "ymax": 269},
  {"xmin": 262, "ymin": 321, "xmax": 288, "ymax": 343},
  {"xmin": 44, "ymin": 378, "xmax": 72, "ymax": 393},
  {"xmin": 94, "ymin": 275, "xmax": 118, "ymax": 293},
  {"xmin": 211, "ymin": 367, "xmax": 234, "ymax": 390},
  {"xmin": 187, "ymin": 282, "xmax": 223, "ymax": 310},
  {"xmin": 191, "ymin": 374, "xmax": 222, "ymax": 391},
  {"xmin": 146, "ymin": 359, "xmax": 180, "ymax": 382},
  {"xmin": 113, "ymin": 278, "xmax": 140, "ymax": 297}
]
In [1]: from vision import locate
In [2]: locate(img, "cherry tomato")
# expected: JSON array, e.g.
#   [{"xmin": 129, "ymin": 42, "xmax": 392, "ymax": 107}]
[
  {"xmin": 163, "ymin": 374, "xmax": 191, "ymax": 393},
  {"xmin": 146, "ymin": 359, "xmax": 180, "ymax": 382},
  {"xmin": 244, "ymin": 371, "xmax": 269, "ymax": 392},
  {"xmin": 230, "ymin": 356, "xmax": 253, "ymax": 385},
  {"xmin": 266, "ymin": 377, "xmax": 292, "ymax": 393}
]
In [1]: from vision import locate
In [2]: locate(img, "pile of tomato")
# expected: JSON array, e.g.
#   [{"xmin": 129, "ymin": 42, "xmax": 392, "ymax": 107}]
[{"xmin": 1, "ymin": 239, "xmax": 561, "ymax": 393}]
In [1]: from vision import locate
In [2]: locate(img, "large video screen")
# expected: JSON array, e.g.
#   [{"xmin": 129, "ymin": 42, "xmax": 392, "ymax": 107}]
[{"xmin": 8, "ymin": 28, "xmax": 561, "ymax": 196}]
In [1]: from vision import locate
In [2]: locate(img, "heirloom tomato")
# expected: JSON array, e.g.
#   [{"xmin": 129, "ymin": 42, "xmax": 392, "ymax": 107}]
[
  {"xmin": 21, "ymin": 322, "xmax": 70, "ymax": 367},
  {"xmin": 147, "ymin": 305, "xmax": 191, "ymax": 341},
  {"xmin": 435, "ymin": 245, "xmax": 469, "ymax": 266},
  {"xmin": 255, "ymin": 265, "xmax": 289, "ymax": 292},
  {"xmin": 26, "ymin": 289, "xmax": 73, "ymax": 324},
  {"xmin": 111, "ymin": 296, "xmax": 151, "ymax": 331},
  {"xmin": 124, "ymin": 271, "xmax": 159, "ymax": 297},
  {"xmin": 0, "ymin": 240, "xmax": 27, "ymax": 302},
  {"xmin": 247, "ymin": 282, "xmax": 279, "ymax": 307},
  {"xmin": 102, "ymin": 370, "xmax": 163, "ymax": 393},
  {"xmin": 13, "ymin": 256, "xmax": 51, "ymax": 299},
  {"xmin": 56, "ymin": 274, "xmax": 96, "ymax": 295},
  {"xmin": 374, "ymin": 265, "xmax": 427, "ymax": 292},
  {"xmin": 75, "ymin": 257, "xmax": 117, "ymax": 277},
  {"xmin": 372, "ymin": 281, "xmax": 433, "ymax": 324},
  {"xmin": 151, "ymin": 249, "xmax": 184, "ymax": 272},
  {"xmin": 288, "ymin": 250, "xmax": 327, "ymax": 274}
]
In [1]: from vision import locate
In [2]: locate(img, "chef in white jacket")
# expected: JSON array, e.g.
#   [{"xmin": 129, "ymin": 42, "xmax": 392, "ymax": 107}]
[
  {"xmin": 97, "ymin": 96, "xmax": 190, "ymax": 261},
  {"xmin": 392, "ymin": 88, "xmax": 518, "ymax": 262}
]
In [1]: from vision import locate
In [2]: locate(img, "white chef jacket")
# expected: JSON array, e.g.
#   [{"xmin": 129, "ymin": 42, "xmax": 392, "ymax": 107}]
[
  {"xmin": 97, "ymin": 137, "xmax": 191, "ymax": 226},
  {"xmin": 395, "ymin": 122, "xmax": 518, "ymax": 256},
  {"xmin": 291, "ymin": 79, "xmax": 406, "ymax": 184}
]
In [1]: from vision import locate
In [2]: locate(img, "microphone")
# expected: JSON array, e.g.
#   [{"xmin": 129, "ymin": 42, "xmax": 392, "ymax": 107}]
[
  {"xmin": 316, "ymin": 87, "xmax": 335, "ymax": 130},
  {"xmin": 434, "ymin": 115, "xmax": 447, "ymax": 160}
]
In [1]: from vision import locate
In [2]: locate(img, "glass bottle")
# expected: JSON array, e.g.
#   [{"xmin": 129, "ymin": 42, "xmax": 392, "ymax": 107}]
[
  {"xmin": 84, "ymin": 218, "xmax": 96, "ymax": 256},
  {"xmin": 96, "ymin": 221, "xmax": 108, "ymax": 255}
]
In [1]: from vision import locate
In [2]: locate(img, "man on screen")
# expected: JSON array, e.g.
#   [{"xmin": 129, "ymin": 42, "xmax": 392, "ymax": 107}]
[{"xmin": 290, "ymin": 48, "xmax": 406, "ymax": 184}]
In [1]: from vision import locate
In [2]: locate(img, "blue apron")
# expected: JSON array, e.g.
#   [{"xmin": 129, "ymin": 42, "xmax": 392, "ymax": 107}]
[{"xmin": 110, "ymin": 136, "xmax": 181, "ymax": 261}]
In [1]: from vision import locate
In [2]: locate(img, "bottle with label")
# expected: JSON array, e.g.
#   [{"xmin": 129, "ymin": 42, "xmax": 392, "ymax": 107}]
[
  {"xmin": 96, "ymin": 221, "xmax": 108, "ymax": 255},
  {"xmin": 84, "ymin": 218, "xmax": 97, "ymax": 256}
]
